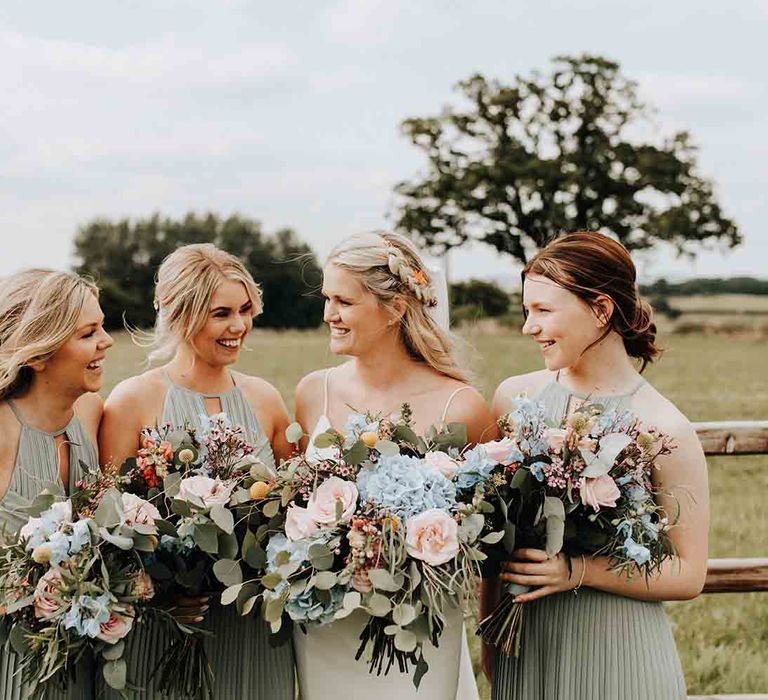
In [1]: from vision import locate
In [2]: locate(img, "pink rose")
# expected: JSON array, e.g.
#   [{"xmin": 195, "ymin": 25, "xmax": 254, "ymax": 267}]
[
  {"xmin": 480, "ymin": 437, "xmax": 519, "ymax": 465},
  {"xmin": 159, "ymin": 441, "xmax": 174, "ymax": 459},
  {"xmin": 423, "ymin": 451, "xmax": 458, "ymax": 479},
  {"xmin": 121, "ymin": 493, "xmax": 161, "ymax": 531},
  {"xmin": 580, "ymin": 474, "xmax": 621, "ymax": 512},
  {"xmin": 285, "ymin": 504, "xmax": 319, "ymax": 541},
  {"xmin": 405, "ymin": 509, "xmax": 459, "ymax": 566},
  {"xmin": 97, "ymin": 605, "xmax": 135, "ymax": 644},
  {"xmin": 306, "ymin": 477, "xmax": 358, "ymax": 525},
  {"xmin": 34, "ymin": 568, "xmax": 68, "ymax": 621},
  {"xmin": 178, "ymin": 476, "xmax": 234, "ymax": 508},
  {"xmin": 545, "ymin": 428, "xmax": 568, "ymax": 453}
]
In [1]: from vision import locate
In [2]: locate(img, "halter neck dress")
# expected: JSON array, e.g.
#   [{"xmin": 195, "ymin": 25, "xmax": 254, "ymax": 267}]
[
  {"xmin": 492, "ymin": 375, "xmax": 687, "ymax": 700},
  {"xmin": 295, "ymin": 369, "xmax": 480, "ymax": 700},
  {"xmin": 109, "ymin": 373, "xmax": 294, "ymax": 699},
  {"xmin": 0, "ymin": 399, "xmax": 98, "ymax": 699}
]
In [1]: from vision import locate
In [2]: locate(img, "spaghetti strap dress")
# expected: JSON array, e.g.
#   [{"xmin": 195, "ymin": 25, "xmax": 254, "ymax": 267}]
[
  {"xmin": 0, "ymin": 399, "xmax": 97, "ymax": 699},
  {"xmin": 492, "ymin": 377, "xmax": 687, "ymax": 700},
  {"xmin": 111, "ymin": 376, "xmax": 295, "ymax": 698}
]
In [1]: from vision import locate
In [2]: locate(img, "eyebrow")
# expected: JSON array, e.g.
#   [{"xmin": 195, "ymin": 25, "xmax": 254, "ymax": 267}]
[{"xmin": 210, "ymin": 301, "xmax": 252, "ymax": 312}]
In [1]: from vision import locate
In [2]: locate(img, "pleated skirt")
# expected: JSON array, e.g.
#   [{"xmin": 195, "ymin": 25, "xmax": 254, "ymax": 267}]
[
  {"xmin": 105, "ymin": 600, "xmax": 294, "ymax": 699},
  {"xmin": 492, "ymin": 588, "xmax": 686, "ymax": 700},
  {"xmin": 0, "ymin": 648, "xmax": 95, "ymax": 700}
]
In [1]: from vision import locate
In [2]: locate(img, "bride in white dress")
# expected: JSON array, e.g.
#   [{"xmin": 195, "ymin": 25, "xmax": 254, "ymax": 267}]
[{"xmin": 293, "ymin": 231, "xmax": 497, "ymax": 700}]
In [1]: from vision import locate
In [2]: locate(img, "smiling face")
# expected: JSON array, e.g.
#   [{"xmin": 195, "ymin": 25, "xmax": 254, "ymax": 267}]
[
  {"xmin": 38, "ymin": 292, "xmax": 113, "ymax": 395},
  {"xmin": 188, "ymin": 279, "xmax": 254, "ymax": 367},
  {"xmin": 522, "ymin": 273, "xmax": 609, "ymax": 371},
  {"xmin": 322, "ymin": 264, "xmax": 399, "ymax": 357}
]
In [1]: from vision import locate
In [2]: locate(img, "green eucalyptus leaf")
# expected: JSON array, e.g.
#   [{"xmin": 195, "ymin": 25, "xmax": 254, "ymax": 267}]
[
  {"xmin": 313, "ymin": 432, "xmax": 337, "ymax": 449},
  {"xmin": 263, "ymin": 500, "xmax": 280, "ymax": 519},
  {"xmin": 241, "ymin": 595, "xmax": 259, "ymax": 616},
  {"xmin": 308, "ymin": 543, "xmax": 334, "ymax": 571},
  {"xmin": 342, "ymin": 591, "xmax": 361, "ymax": 610},
  {"xmin": 392, "ymin": 603, "xmax": 416, "ymax": 627},
  {"xmin": 480, "ymin": 530, "xmax": 505, "ymax": 544},
  {"xmin": 94, "ymin": 489, "xmax": 123, "ymax": 529},
  {"xmin": 367, "ymin": 593, "xmax": 392, "ymax": 617},
  {"xmin": 218, "ymin": 531, "xmax": 239, "ymax": 560},
  {"xmin": 285, "ymin": 422, "xmax": 304, "ymax": 445},
  {"xmin": 163, "ymin": 471, "xmax": 182, "ymax": 498},
  {"xmin": 98, "ymin": 527, "xmax": 133, "ymax": 550},
  {"xmin": 458, "ymin": 513, "xmax": 484, "ymax": 543},
  {"xmin": 367, "ymin": 568, "xmax": 399, "ymax": 592},
  {"xmin": 261, "ymin": 572, "xmax": 283, "ymax": 590},
  {"xmin": 314, "ymin": 571, "xmax": 337, "ymax": 590},
  {"xmin": 170, "ymin": 499, "xmax": 192, "ymax": 518},
  {"xmin": 193, "ymin": 523, "xmax": 219, "ymax": 554},
  {"xmin": 374, "ymin": 440, "xmax": 399, "ymax": 456},
  {"xmin": 221, "ymin": 584, "xmax": 244, "ymax": 606},
  {"xmin": 213, "ymin": 559, "xmax": 243, "ymax": 587},
  {"xmin": 344, "ymin": 440, "xmax": 369, "ymax": 467},
  {"xmin": 209, "ymin": 505, "xmax": 234, "ymax": 534},
  {"xmin": 101, "ymin": 640, "xmax": 125, "ymax": 661},
  {"xmin": 103, "ymin": 658, "xmax": 127, "ymax": 690},
  {"xmin": 264, "ymin": 598, "xmax": 284, "ymax": 624},
  {"xmin": 394, "ymin": 629, "xmax": 417, "ymax": 652}
]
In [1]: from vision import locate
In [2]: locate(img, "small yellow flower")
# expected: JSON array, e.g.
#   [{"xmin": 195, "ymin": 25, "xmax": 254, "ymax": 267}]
[
  {"xmin": 637, "ymin": 433, "xmax": 654, "ymax": 451},
  {"xmin": 360, "ymin": 431, "xmax": 378, "ymax": 449},
  {"xmin": 32, "ymin": 544, "xmax": 52, "ymax": 565},
  {"xmin": 250, "ymin": 481, "xmax": 272, "ymax": 500}
]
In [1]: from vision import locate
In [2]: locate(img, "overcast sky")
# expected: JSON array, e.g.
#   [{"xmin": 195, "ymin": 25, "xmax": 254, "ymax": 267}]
[{"xmin": 1, "ymin": 0, "xmax": 766, "ymax": 286}]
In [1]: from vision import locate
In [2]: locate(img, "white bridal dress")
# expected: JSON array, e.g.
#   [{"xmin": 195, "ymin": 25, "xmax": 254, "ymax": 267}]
[{"xmin": 293, "ymin": 371, "xmax": 480, "ymax": 700}]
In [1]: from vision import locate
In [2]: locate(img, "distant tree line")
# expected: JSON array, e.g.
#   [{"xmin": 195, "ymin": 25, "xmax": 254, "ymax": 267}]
[
  {"xmin": 641, "ymin": 277, "xmax": 768, "ymax": 296},
  {"xmin": 73, "ymin": 213, "xmax": 324, "ymax": 330}
]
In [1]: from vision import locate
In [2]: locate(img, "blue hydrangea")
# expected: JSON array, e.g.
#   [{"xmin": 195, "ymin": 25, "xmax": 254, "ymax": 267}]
[
  {"xmin": 342, "ymin": 412, "xmax": 379, "ymax": 448},
  {"xmin": 68, "ymin": 519, "xmax": 92, "ymax": 554},
  {"xmin": 64, "ymin": 592, "xmax": 112, "ymax": 638},
  {"xmin": 623, "ymin": 536, "xmax": 651, "ymax": 566},
  {"xmin": 528, "ymin": 460, "xmax": 548, "ymax": 482},
  {"xmin": 454, "ymin": 445, "xmax": 496, "ymax": 490},
  {"xmin": 357, "ymin": 454, "xmax": 456, "ymax": 518},
  {"xmin": 46, "ymin": 531, "xmax": 73, "ymax": 566},
  {"xmin": 285, "ymin": 586, "xmax": 345, "ymax": 625}
]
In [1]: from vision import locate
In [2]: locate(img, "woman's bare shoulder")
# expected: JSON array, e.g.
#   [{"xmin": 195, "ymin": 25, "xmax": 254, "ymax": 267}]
[
  {"xmin": 493, "ymin": 370, "xmax": 551, "ymax": 414},
  {"xmin": 632, "ymin": 381, "xmax": 698, "ymax": 442},
  {"xmin": 104, "ymin": 369, "xmax": 165, "ymax": 412}
]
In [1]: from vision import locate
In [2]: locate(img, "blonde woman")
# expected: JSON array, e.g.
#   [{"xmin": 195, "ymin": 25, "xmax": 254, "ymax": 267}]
[
  {"xmin": 293, "ymin": 231, "xmax": 497, "ymax": 700},
  {"xmin": 99, "ymin": 243, "xmax": 294, "ymax": 698},
  {"xmin": 0, "ymin": 269, "xmax": 113, "ymax": 698}
]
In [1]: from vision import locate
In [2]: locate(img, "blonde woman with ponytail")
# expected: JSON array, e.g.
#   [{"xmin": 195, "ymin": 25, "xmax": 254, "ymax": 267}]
[
  {"xmin": 293, "ymin": 231, "xmax": 497, "ymax": 700},
  {"xmin": 485, "ymin": 232, "xmax": 709, "ymax": 699},
  {"xmin": 0, "ymin": 269, "xmax": 113, "ymax": 699},
  {"xmin": 99, "ymin": 243, "xmax": 294, "ymax": 698}
]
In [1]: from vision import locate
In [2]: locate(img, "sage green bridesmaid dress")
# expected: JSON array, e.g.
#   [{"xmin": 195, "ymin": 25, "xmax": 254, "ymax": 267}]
[
  {"xmin": 111, "ymin": 374, "xmax": 295, "ymax": 698},
  {"xmin": 492, "ymin": 377, "xmax": 687, "ymax": 700},
  {"xmin": 0, "ymin": 399, "xmax": 97, "ymax": 699}
]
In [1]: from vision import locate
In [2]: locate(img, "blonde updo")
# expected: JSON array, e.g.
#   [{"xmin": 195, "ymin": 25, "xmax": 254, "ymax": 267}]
[
  {"xmin": 326, "ymin": 231, "xmax": 468, "ymax": 382},
  {"xmin": 0, "ymin": 269, "xmax": 99, "ymax": 400},
  {"xmin": 144, "ymin": 243, "xmax": 263, "ymax": 364}
]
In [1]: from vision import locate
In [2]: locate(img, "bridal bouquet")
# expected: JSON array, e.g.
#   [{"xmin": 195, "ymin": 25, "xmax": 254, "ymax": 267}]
[
  {"xmin": 0, "ymin": 471, "xmax": 159, "ymax": 697},
  {"xmin": 115, "ymin": 413, "xmax": 281, "ymax": 696},
  {"xmin": 251, "ymin": 406, "xmax": 502, "ymax": 687},
  {"xmin": 478, "ymin": 395, "xmax": 678, "ymax": 656}
]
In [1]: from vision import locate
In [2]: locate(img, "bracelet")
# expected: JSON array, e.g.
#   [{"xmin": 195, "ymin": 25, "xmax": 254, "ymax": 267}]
[{"xmin": 573, "ymin": 554, "xmax": 587, "ymax": 594}]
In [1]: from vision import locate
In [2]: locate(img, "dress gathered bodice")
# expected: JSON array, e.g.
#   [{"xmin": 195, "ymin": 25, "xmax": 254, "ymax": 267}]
[
  {"xmin": 107, "ymin": 373, "xmax": 294, "ymax": 699},
  {"xmin": 492, "ymin": 372, "xmax": 686, "ymax": 700},
  {"xmin": 0, "ymin": 399, "xmax": 98, "ymax": 699}
]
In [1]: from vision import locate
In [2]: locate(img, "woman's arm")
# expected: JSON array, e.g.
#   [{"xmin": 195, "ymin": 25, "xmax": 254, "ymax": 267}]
[{"xmin": 503, "ymin": 414, "xmax": 710, "ymax": 603}]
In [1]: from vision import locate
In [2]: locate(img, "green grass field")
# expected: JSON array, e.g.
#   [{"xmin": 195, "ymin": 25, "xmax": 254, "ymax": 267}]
[{"xmin": 101, "ymin": 328, "xmax": 768, "ymax": 697}]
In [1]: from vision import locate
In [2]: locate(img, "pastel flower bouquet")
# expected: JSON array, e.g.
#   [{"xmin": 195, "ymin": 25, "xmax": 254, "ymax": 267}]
[
  {"xmin": 115, "ymin": 413, "xmax": 283, "ymax": 697},
  {"xmin": 0, "ymin": 469, "xmax": 159, "ymax": 696},
  {"xmin": 251, "ymin": 406, "xmax": 503, "ymax": 688},
  {"xmin": 478, "ymin": 395, "xmax": 678, "ymax": 657}
]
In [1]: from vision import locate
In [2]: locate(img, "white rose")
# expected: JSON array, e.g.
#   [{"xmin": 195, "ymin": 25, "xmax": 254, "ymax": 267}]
[
  {"xmin": 121, "ymin": 493, "xmax": 161, "ymax": 532},
  {"xmin": 178, "ymin": 475, "xmax": 234, "ymax": 508},
  {"xmin": 423, "ymin": 451, "xmax": 458, "ymax": 479},
  {"xmin": 284, "ymin": 505, "xmax": 319, "ymax": 541},
  {"xmin": 306, "ymin": 477, "xmax": 358, "ymax": 525}
]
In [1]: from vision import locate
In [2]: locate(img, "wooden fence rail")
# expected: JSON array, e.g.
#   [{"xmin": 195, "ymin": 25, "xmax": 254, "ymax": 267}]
[{"xmin": 688, "ymin": 421, "xmax": 767, "ymax": 700}]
